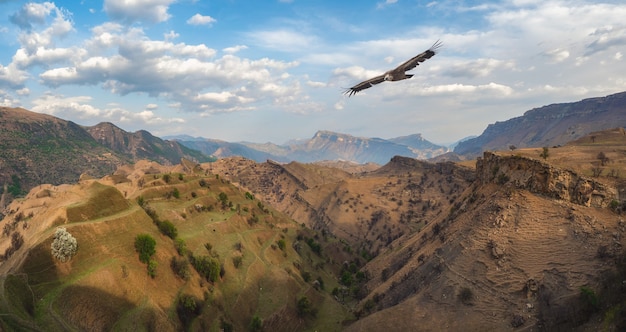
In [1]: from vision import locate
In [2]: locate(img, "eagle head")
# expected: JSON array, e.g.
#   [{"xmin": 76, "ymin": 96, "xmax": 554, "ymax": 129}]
[{"xmin": 384, "ymin": 73, "xmax": 392, "ymax": 81}]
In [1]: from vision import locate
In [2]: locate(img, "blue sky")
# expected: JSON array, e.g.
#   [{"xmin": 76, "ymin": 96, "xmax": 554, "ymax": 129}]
[{"xmin": 0, "ymin": 0, "xmax": 625, "ymax": 145}]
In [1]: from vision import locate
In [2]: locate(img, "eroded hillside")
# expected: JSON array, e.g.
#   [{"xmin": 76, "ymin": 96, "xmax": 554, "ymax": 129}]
[
  {"xmin": 205, "ymin": 130, "xmax": 626, "ymax": 331},
  {"xmin": 205, "ymin": 157, "xmax": 476, "ymax": 257},
  {"xmin": 2, "ymin": 130, "xmax": 626, "ymax": 331}
]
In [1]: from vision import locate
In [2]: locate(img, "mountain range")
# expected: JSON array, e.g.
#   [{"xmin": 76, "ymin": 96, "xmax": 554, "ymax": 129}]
[
  {"xmin": 0, "ymin": 107, "xmax": 213, "ymax": 203},
  {"xmin": 2, "ymin": 126, "xmax": 625, "ymax": 331},
  {"xmin": 2, "ymin": 92, "xmax": 626, "ymax": 330},
  {"xmin": 2, "ymin": 91, "xmax": 626, "ymax": 207},
  {"xmin": 167, "ymin": 130, "xmax": 449, "ymax": 164},
  {"xmin": 454, "ymin": 91, "xmax": 626, "ymax": 156}
]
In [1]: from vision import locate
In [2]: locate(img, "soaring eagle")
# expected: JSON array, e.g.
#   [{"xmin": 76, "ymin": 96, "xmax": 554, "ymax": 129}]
[{"xmin": 344, "ymin": 40, "xmax": 442, "ymax": 97}]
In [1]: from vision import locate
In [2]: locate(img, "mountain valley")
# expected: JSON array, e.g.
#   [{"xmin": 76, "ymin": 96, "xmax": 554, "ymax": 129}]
[{"xmin": 1, "ymin": 93, "xmax": 626, "ymax": 331}]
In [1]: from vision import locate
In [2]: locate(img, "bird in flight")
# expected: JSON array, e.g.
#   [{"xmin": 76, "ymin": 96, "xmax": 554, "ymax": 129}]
[{"xmin": 344, "ymin": 40, "xmax": 442, "ymax": 97}]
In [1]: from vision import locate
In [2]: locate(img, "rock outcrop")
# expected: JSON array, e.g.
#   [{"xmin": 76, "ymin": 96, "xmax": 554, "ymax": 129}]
[{"xmin": 476, "ymin": 151, "xmax": 617, "ymax": 207}]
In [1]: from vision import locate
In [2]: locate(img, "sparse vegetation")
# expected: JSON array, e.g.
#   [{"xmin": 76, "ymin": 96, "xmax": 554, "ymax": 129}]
[{"xmin": 51, "ymin": 227, "xmax": 78, "ymax": 262}]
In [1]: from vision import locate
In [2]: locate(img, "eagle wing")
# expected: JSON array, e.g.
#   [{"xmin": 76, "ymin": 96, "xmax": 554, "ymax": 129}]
[
  {"xmin": 343, "ymin": 74, "xmax": 386, "ymax": 97},
  {"xmin": 397, "ymin": 40, "xmax": 442, "ymax": 72}
]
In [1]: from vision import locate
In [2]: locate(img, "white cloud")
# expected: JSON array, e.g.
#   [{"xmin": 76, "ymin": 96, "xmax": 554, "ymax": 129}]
[
  {"xmin": 30, "ymin": 93, "xmax": 185, "ymax": 126},
  {"xmin": 104, "ymin": 0, "xmax": 175, "ymax": 24},
  {"xmin": 223, "ymin": 45, "xmax": 248, "ymax": 54},
  {"xmin": 9, "ymin": 2, "xmax": 56, "ymax": 29},
  {"xmin": 417, "ymin": 82, "xmax": 514, "ymax": 96},
  {"xmin": 11, "ymin": 2, "xmax": 74, "ymax": 54},
  {"xmin": 0, "ymin": 63, "xmax": 28, "ymax": 88},
  {"xmin": 0, "ymin": 89, "xmax": 20, "ymax": 107},
  {"xmin": 34, "ymin": 25, "xmax": 301, "ymax": 115},
  {"xmin": 164, "ymin": 30, "xmax": 179, "ymax": 41},
  {"xmin": 16, "ymin": 88, "xmax": 30, "ymax": 96},
  {"xmin": 13, "ymin": 46, "xmax": 85, "ymax": 68},
  {"xmin": 445, "ymin": 58, "xmax": 516, "ymax": 78},
  {"xmin": 307, "ymin": 80, "xmax": 326, "ymax": 88},
  {"xmin": 187, "ymin": 14, "xmax": 217, "ymax": 26},
  {"xmin": 543, "ymin": 48, "xmax": 570, "ymax": 63},
  {"xmin": 331, "ymin": 66, "xmax": 384, "ymax": 83}
]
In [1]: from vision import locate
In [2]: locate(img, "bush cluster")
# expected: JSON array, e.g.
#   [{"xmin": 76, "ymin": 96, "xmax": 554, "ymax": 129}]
[{"xmin": 189, "ymin": 254, "xmax": 221, "ymax": 282}]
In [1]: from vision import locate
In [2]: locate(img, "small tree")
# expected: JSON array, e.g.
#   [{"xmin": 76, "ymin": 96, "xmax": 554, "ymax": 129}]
[
  {"xmin": 51, "ymin": 227, "xmax": 78, "ymax": 262},
  {"xmin": 147, "ymin": 259, "xmax": 158, "ymax": 278},
  {"xmin": 157, "ymin": 220, "xmax": 178, "ymax": 239},
  {"xmin": 218, "ymin": 192, "xmax": 229, "ymax": 209},
  {"xmin": 277, "ymin": 239, "xmax": 286, "ymax": 251},
  {"xmin": 135, "ymin": 234, "xmax": 156, "ymax": 263},
  {"xmin": 250, "ymin": 315, "xmax": 263, "ymax": 332},
  {"xmin": 458, "ymin": 287, "xmax": 474, "ymax": 305},
  {"xmin": 597, "ymin": 152, "xmax": 609, "ymax": 166},
  {"xmin": 174, "ymin": 238, "xmax": 187, "ymax": 256},
  {"xmin": 539, "ymin": 147, "xmax": 549, "ymax": 160},
  {"xmin": 296, "ymin": 296, "xmax": 316, "ymax": 317}
]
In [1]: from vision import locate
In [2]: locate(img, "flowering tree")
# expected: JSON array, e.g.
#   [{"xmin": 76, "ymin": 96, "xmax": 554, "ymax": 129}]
[{"xmin": 51, "ymin": 227, "xmax": 78, "ymax": 262}]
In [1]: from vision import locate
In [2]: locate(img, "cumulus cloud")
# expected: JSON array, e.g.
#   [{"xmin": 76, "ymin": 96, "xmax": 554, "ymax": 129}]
[
  {"xmin": 0, "ymin": 63, "xmax": 28, "ymax": 88},
  {"xmin": 30, "ymin": 93, "xmax": 185, "ymax": 126},
  {"xmin": 104, "ymin": 0, "xmax": 175, "ymax": 24},
  {"xmin": 10, "ymin": 2, "xmax": 74, "ymax": 55},
  {"xmin": 0, "ymin": 89, "xmax": 20, "ymax": 107},
  {"xmin": 187, "ymin": 14, "xmax": 217, "ymax": 26},
  {"xmin": 33, "ymin": 24, "xmax": 301, "ymax": 114},
  {"xmin": 9, "ymin": 2, "xmax": 56, "ymax": 29}
]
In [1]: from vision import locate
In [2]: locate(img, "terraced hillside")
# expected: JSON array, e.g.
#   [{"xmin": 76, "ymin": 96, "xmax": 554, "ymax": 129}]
[{"xmin": 0, "ymin": 160, "xmax": 354, "ymax": 331}]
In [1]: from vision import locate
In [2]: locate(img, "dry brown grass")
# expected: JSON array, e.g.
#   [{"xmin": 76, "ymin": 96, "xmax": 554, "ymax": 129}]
[{"xmin": 0, "ymin": 161, "xmax": 352, "ymax": 331}]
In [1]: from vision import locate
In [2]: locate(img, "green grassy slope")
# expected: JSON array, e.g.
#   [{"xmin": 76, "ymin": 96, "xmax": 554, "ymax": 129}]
[{"xmin": 0, "ymin": 167, "xmax": 354, "ymax": 331}]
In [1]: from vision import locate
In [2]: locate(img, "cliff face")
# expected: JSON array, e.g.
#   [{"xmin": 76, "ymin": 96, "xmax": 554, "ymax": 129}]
[
  {"xmin": 455, "ymin": 91, "xmax": 626, "ymax": 156},
  {"xmin": 476, "ymin": 151, "xmax": 617, "ymax": 208}
]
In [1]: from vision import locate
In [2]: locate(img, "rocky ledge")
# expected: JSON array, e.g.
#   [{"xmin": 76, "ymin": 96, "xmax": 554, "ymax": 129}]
[{"xmin": 476, "ymin": 151, "xmax": 617, "ymax": 208}]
